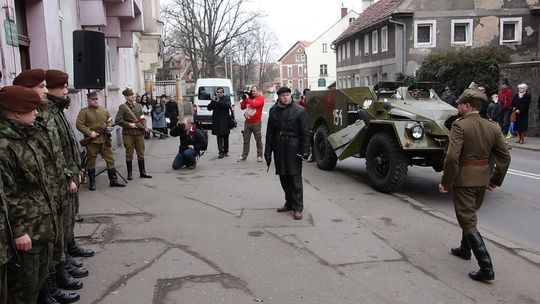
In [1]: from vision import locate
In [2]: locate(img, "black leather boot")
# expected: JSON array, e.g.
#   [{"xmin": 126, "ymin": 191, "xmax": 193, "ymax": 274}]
[
  {"xmin": 451, "ymin": 232, "xmax": 471, "ymax": 260},
  {"xmin": 138, "ymin": 160, "xmax": 152, "ymax": 178},
  {"xmin": 56, "ymin": 262, "xmax": 83, "ymax": 290},
  {"xmin": 466, "ymin": 232, "xmax": 495, "ymax": 282},
  {"xmin": 67, "ymin": 256, "xmax": 83, "ymax": 268},
  {"xmin": 67, "ymin": 241, "xmax": 94, "ymax": 257},
  {"xmin": 108, "ymin": 169, "xmax": 126, "ymax": 187},
  {"xmin": 38, "ymin": 278, "xmax": 60, "ymax": 304},
  {"xmin": 88, "ymin": 169, "xmax": 96, "ymax": 191},
  {"xmin": 126, "ymin": 160, "xmax": 133, "ymax": 180},
  {"xmin": 46, "ymin": 275, "xmax": 80, "ymax": 304},
  {"xmin": 65, "ymin": 262, "xmax": 89, "ymax": 278}
]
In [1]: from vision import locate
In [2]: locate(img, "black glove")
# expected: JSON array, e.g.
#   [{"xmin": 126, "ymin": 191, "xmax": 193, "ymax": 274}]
[
  {"xmin": 265, "ymin": 155, "xmax": 272, "ymax": 167},
  {"xmin": 302, "ymin": 153, "xmax": 309, "ymax": 161}
]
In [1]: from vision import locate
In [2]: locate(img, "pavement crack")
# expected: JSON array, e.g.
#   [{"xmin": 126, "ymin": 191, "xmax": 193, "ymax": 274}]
[
  {"xmin": 152, "ymin": 274, "xmax": 254, "ymax": 304},
  {"xmin": 182, "ymin": 195, "xmax": 237, "ymax": 216}
]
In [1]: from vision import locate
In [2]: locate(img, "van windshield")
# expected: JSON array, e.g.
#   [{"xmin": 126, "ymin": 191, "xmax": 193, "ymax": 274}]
[{"xmin": 198, "ymin": 86, "xmax": 231, "ymax": 100}]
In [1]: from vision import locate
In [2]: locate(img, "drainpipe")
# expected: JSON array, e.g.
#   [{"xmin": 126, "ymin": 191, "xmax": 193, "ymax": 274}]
[{"xmin": 389, "ymin": 18, "xmax": 407, "ymax": 75}]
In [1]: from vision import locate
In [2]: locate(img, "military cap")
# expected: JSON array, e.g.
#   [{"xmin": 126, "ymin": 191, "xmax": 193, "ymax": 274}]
[
  {"xmin": 122, "ymin": 88, "xmax": 134, "ymax": 96},
  {"xmin": 0, "ymin": 86, "xmax": 41, "ymax": 112},
  {"xmin": 457, "ymin": 89, "xmax": 487, "ymax": 110},
  {"xmin": 45, "ymin": 69, "xmax": 69, "ymax": 88},
  {"xmin": 276, "ymin": 86, "xmax": 291, "ymax": 95},
  {"xmin": 13, "ymin": 69, "xmax": 46, "ymax": 87},
  {"xmin": 87, "ymin": 91, "xmax": 98, "ymax": 99}
]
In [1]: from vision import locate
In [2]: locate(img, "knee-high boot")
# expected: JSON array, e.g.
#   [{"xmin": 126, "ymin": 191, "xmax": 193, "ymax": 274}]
[
  {"xmin": 108, "ymin": 169, "xmax": 126, "ymax": 187},
  {"xmin": 138, "ymin": 160, "xmax": 152, "ymax": 178},
  {"xmin": 465, "ymin": 232, "xmax": 495, "ymax": 282},
  {"xmin": 451, "ymin": 232, "xmax": 471, "ymax": 260},
  {"xmin": 126, "ymin": 160, "xmax": 133, "ymax": 180},
  {"xmin": 87, "ymin": 169, "xmax": 96, "ymax": 191}
]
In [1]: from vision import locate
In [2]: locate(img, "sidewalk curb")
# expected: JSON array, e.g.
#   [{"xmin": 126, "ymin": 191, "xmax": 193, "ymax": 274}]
[
  {"xmin": 508, "ymin": 144, "xmax": 540, "ymax": 152},
  {"xmin": 392, "ymin": 192, "xmax": 540, "ymax": 266}
]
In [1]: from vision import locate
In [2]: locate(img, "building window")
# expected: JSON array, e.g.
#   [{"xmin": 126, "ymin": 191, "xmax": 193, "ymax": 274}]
[
  {"xmin": 363, "ymin": 33, "xmax": 369, "ymax": 55},
  {"xmin": 295, "ymin": 54, "xmax": 301, "ymax": 62},
  {"xmin": 372, "ymin": 30, "xmax": 378, "ymax": 54},
  {"xmin": 349, "ymin": 17, "xmax": 355, "ymax": 24},
  {"xmin": 346, "ymin": 41, "xmax": 351, "ymax": 59},
  {"xmin": 500, "ymin": 17, "xmax": 522, "ymax": 45},
  {"xmin": 299, "ymin": 79, "xmax": 304, "ymax": 91},
  {"xmin": 322, "ymin": 43, "xmax": 328, "ymax": 53},
  {"xmin": 301, "ymin": 54, "xmax": 305, "ymax": 62},
  {"xmin": 341, "ymin": 44, "xmax": 345, "ymax": 61},
  {"xmin": 288, "ymin": 66, "xmax": 292, "ymax": 77},
  {"xmin": 337, "ymin": 45, "xmax": 341, "ymax": 62},
  {"xmin": 381, "ymin": 26, "xmax": 388, "ymax": 52},
  {"xmin": 414, "ymin": 20, "xmax": 436, "ymax": 48},
  {"xmin": 451, "ymin": 19, "xmax": 473, "ymax": 46},
  {"xmin": 354, "ymin": 38, "xmax": 359, "ymax": 57},
  {"xmin": 318, "ymin": 78, "xmax": 326, "ymax": 87},
  {"xmin": 320, "ymin": 64, "xmax": 328, "ymax": 76},
  {"xmin": 298, "ymin": 66, "xmax": 303, "ymax": 76}
]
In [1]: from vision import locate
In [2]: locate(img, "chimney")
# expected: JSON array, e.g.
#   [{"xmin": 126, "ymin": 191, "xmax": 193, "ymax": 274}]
[{"xmin": 341, "ymin": 7, "xmax": 347, "ymax": 18}]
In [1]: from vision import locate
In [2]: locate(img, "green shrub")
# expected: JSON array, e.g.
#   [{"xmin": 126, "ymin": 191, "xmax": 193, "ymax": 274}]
[{"xmin": 415, "ymin": 46, "xmax": 511, "ymax": 95}]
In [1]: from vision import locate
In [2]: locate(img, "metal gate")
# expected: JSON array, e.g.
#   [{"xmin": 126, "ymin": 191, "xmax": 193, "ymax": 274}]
[{"xmin": 152, "ymin": 80, "xmax": 177, "ymax": 98}]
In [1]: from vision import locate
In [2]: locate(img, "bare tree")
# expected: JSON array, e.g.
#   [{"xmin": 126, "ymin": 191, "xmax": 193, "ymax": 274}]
[
  {"xmin": 162, "ymin": 0, "xmax": 262, "ymax": 79},
  {"xmin": 253, "ymin": 23, "xmax": 279, "ymax": 86}
]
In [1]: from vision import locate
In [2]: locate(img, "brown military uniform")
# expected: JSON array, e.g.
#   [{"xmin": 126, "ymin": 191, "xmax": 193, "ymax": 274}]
[
  {"xmin": 441, "ymin": 113, "xmax": 511, "ymax": 234},
  {"xmin": 76, "ymin": 105, "xmax": 115, "ymax": 169},
  {"xmin": 115, "ymin": 102, "xmax": 146, "ymax": 161}
]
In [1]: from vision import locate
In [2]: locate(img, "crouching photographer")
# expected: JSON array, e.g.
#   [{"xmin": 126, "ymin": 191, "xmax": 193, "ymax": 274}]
[{"xmin": 170, "ymin": 118, "xmax": 208, "ymax": 169}]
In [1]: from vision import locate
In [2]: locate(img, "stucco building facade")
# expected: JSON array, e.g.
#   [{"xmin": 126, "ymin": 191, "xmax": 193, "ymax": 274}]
[{"xmin": 0, "ymin": 0, "xmax": 162, "ymax": 145}]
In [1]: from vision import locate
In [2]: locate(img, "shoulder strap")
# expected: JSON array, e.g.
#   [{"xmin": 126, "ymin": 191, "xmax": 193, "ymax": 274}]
[{"xmin": 122, "ymin": 103, "xmax": 139, "ymax": 121}]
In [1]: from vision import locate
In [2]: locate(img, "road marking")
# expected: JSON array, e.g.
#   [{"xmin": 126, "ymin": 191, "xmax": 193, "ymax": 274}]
[{"xmin": 508, "ymin": 169, "xmax": 540, "ymax": 180}]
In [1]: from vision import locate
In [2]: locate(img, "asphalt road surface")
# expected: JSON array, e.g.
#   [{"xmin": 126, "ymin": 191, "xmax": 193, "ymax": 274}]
[{"xmin": 334, "ymin": 147, "xmax": 540, "ymax": 254}]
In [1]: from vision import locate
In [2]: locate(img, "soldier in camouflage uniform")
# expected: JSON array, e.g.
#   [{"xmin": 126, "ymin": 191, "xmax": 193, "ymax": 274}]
[
  {"xmin": 115, "ymin": 88, "xmax": 152, "ymax": 180},
  {"xmin": 13, "ymin": 69, "xmax": 83, "ymax": 303},
  {"xmin": 0, "ymin": 179, "xmax": 13, "ymax": 304},
  {"xmin": 0, "ymin": 85, "xmax": 58, "ymax": 304},
  {"xmin": 76, "ymin": 91, "xmax": 125, "ymax": 191}
]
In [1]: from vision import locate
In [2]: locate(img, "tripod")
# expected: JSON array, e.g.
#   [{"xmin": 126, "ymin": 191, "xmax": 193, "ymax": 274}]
[{"xmin": 80, "ymin": 139, "xmax": 128, "ymax": 184}]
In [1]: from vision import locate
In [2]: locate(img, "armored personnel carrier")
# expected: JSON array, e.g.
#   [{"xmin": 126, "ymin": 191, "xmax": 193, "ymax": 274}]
[{"xmin": 306, "ymin": 82, "xmax": 459, "ymax": 193}]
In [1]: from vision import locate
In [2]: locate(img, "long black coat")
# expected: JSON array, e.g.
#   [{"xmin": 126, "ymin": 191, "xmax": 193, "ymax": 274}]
[
  {"xmin": 165, "ymin": 100, "xmax": 179, "ymax": 127},
  {"xmin": 512, "ymin": 92, "xmax": 531, "ymax": 131},
  {"xmin": 265, "ymin": 102, "xmax": 310, "ymax": 175},
  {"xmin": 207, "ymin": 95, "xmax": 231, "ymax": 135}
]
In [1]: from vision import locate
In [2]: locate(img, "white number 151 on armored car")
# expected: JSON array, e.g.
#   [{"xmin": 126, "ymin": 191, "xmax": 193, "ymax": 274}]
[{"xmin": 306, "ymin": 82, "xmax": 459, "ymax": 193}]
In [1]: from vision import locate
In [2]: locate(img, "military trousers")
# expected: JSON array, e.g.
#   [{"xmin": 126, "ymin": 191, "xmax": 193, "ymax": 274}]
[
  {"xmin": 452, "ymin": 186, "xmax": 486, "ymax": 235},
  {"xmin": 64, "ymin": 193, "xmax": 79, "ymax": 248},
  {"xmin": 0, "ymin": 264, "xmax": 6, "ymax": 304},
  {"xmin": 86, "ymin": 142, "xmax": 115, "ymax": 169},
  {"xmin": 279, "ymin": 175, "xmax": 304, "ymax": 212},
  {"xmin": 49, "ymin": 209, "xmax": 65, "ymax": 276},
  {"xmin": 123, "ymin": 134, "xmax": 145, "ymax": 161},
  {"xmin": 7, "ymin": 242, "xmax": 53, "ymax": 304},
  {"xmin": 241, "ymin": 121, "xmax": 263, "ymax": 158}
]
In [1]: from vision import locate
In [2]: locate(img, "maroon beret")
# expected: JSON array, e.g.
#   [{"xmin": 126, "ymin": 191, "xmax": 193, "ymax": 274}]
[
  {"xmin": 45, "ymin": 69, "xmax": 69, "ymax": 88},
  {"xmin": 13, "ymin": 69, "xmax": 46, "ymax": 87},
  {"xmin": 0, "ymin": 86, "xmax": 41, "ymax": 113}
]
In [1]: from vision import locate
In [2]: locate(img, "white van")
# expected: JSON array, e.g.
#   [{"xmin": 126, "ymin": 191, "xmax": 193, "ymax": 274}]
[{"xmin": 192, "ymin": 78, "xmax": 234, "ymax": 129}]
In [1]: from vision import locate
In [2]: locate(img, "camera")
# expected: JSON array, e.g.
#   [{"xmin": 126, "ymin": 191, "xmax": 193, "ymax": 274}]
[{"xmin": 241, "ymin": 90, "xmax": 253, "ymax": 100}]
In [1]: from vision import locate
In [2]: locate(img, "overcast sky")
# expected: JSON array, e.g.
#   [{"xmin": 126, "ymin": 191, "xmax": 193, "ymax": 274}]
[{"xmin": 161, "ymin": 0, "xmax": 362, "ymax": 57}]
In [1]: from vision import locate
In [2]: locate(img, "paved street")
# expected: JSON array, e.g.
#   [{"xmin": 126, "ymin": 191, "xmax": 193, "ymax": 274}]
[{"xmin": 74, "ymin": 101, "xmax": 540, "ymax": 304}]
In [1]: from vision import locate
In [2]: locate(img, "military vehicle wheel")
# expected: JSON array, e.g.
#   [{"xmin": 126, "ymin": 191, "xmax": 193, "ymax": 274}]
[
  {"xmin": 366, "ymin": 133, "xmax": 408, "ymax": 193},
  {"xmin": 313, "ymin": 125, "xmax": 337, "ymax": 170}
]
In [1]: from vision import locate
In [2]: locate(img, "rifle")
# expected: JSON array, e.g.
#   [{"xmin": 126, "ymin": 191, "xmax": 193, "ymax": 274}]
[
  {"xmin": 79, "ymin": 124, "xmax": 115, "ymax": 147},
  {"xmin": 133, "ymin": 117, "xmax": 168, "ymax": 138}
]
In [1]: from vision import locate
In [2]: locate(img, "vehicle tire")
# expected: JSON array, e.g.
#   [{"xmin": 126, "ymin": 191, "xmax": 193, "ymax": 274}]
[
  {"xmin": 313, "ymin": 124, "xmax": 337, "ymax": 170},
  {"xmin": 365, "ymin": 133, "xmax": 408, "ymax": 193}
]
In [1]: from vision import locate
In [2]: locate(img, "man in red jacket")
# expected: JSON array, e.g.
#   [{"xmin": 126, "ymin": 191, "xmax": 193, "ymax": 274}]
[
  {"xmin": 497, "ymin": 78, "xmax": 514, "ymax": 136},
  {"xmin": 239, "ymin": 85, "xmax": 264, "ymax": 162}
]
